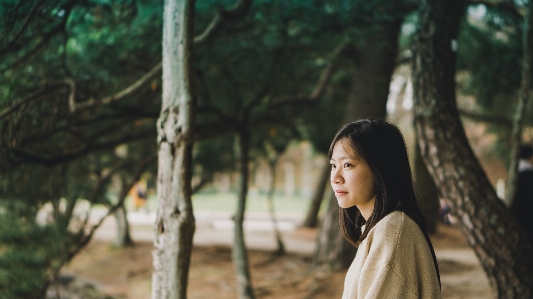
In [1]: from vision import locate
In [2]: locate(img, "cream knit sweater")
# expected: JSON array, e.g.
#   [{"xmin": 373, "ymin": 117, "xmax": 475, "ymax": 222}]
[{"xmin": 342, "ymin": 211, "xmax": 441, "ymax": 299}]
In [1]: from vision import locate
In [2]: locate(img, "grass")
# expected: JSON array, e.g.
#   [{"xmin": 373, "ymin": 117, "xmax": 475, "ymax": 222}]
[
  {"xmin": 191, "ymin": 191, "xmax": 311, "ymax": 216},
  {"xmin": 103, "ymin": 190, "xmax": 324, "ymax": 220}
]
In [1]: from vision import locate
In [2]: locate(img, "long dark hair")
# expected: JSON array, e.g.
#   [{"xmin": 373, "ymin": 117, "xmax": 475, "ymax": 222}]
[{"xmin": 329, "ymin": 119, "xmax": 440, "ymax": 284}]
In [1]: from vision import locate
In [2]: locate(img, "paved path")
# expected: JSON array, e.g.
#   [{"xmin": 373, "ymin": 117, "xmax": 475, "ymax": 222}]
[{"xmin": 93, "ymin": 211, "xmax": 316, "ymax": 255}]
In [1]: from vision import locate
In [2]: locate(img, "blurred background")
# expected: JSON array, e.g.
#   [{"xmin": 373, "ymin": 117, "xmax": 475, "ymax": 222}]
[{"xmin": 1, "ymin": 0, "xmax": 532, "ymax": 298}]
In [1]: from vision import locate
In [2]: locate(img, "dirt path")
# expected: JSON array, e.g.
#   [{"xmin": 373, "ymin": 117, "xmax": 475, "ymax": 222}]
[{"xmin": 61, "ymin": 211, "xmax": 491, "ymax": 299}]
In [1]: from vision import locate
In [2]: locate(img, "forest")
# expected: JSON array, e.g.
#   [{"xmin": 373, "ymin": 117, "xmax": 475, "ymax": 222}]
[{"xmin": 1, "ymin": 0, "xmax": 533, "ymax": 298}]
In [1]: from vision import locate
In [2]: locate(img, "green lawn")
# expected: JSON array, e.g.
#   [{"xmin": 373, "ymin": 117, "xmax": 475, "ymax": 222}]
[
  {"xmin": 193, "ymin": 192, "xmax": 308, "ymax": 214},
  {"xmin": 140, "ymin": 191, "xmax": 314, "ymax": 218}
]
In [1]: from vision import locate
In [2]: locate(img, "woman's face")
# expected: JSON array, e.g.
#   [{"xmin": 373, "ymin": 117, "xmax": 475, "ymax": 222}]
[{"xmin": 330, "ymin": 139, "xmax": 376, "ymax": 219}]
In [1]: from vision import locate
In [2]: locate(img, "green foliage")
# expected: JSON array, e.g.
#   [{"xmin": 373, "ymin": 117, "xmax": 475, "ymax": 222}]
[
  {"xmin": 455, "ymin": 4, "xmax": 532, "ymax": 162},
  {"xmin": 1, "ymin": 0, "xmax": 415, "ymax": 296},
  {"xmin": 0, "ymin": 201, "xmax": 69, "ymax": 299},
  {"xmin": 194, "ymin": 133, "xmax": 236, "ymax": 175},
  {"xmin": 1, "ymin": 1, "xmax": 161, "ymax": 295},
  {"xmin": 457, "ymin": 8, "xmax": 522, "ymax": 109},
  {"xmin": 194, "ymin": 0, "xmax": 360, "ymax": 158}
]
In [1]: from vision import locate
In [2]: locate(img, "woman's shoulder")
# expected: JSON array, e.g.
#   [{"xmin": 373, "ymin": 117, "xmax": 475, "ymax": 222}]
[
  {"xmin": 374, "ymin": 210, "xmax": 414, "ymax": 229},
  {"xmin": 370, "ymin": 211, "xmax": 422, "ymax": 241}
]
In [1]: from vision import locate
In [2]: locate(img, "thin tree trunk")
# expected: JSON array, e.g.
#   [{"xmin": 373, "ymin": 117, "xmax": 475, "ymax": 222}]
[
  {"xmin": 312, "ymin": 18, "xmax": 401, "ymax": 272},
  {"xmin": 267, "ymin": 159, "xmax": 285, "ymax": 255},
  {"xmin": 505, "ymin": 0, "xmax": 533, "ymax": 206},
  {"xmin": 411, "ymin": 1, "xmax": 533, "ymax": 297},
  {"xmin": 233, "ymin": 129, "xmax": 255, "ymax": 299},
  {"xmin": 152, "ymin": 0, "xmax": 196, "ymax": 298},
  {"xmin": 414, "ymin": 135, "xmax": 439, "ymax": 233},
  {"xmin": 302, "ymin": 159, "xmax": 330, "ymax": 228},
  {"xmin": 114, "ymin": 204, "xmax": 134, "ymax": 247}
]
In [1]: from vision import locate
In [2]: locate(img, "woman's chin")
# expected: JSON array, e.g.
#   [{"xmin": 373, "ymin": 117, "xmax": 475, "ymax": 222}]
[{"xmin": 336, "ymin": 199, "xmax": 356, "ymax": 209}]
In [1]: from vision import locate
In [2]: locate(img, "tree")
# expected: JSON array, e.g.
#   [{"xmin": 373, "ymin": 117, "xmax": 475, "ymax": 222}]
[
  {"xmin": 0, "ymin": 0, "xmax": 161, "ymax": 297},
  {"xmin": 151, "ymin": 0, "xmax": 196, "ymax": 298},
  {"xmin": 411, "ymin": 0, "xmax": 533, "ymax": 297},
  {"xmin": 414, "ymin": 136, "xmax": 439, "ymax": 233},
  {"xmin": 311, "ymin": 3, "xmax": 408, "ymax": 272},
  {"xmin": 505, "ymin": 0, "xmax": 533, "ymax": 205}
]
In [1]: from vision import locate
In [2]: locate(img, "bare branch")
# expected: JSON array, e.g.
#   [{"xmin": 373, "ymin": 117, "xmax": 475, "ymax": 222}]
[
  {"xmin": 0, "ymin": 0, "xmax": 46, "ymax": 54},
  {"xmin": 458, "ymin": 108, "xmax": 512, "ymax": 127},
  {"xmin": 79, "ymin": 156, "xmax": 156, "ymax": 245},
  {"xmin": 194, "ymin": 0, "xmax": 253, "ymax": 46},
  {"xmin": 11, "ymin": 131, "xmax": 151, "ymax": 166},
  {"xmin": 49, "ymin": 156, "xmax": 157, "ymax": 282},
  {"xmin": 0, "ymin": 0, "xmax": 78, "ymax": 72},
  {"xmin": 192, "ymin": 175, "xmax": 213, "ymax": 194},
  {"xmin": 241, "ymin": 45, "xmax": 287, "ymax": 116},
  {"xmin": 268, "ymin": 43, "xmax": 350, "ymax": 108},
  {"xmin": 69, "ymin": 62, "xmax": 163, "ymax": 113},
  {"xmin": 0, "ymin": 83, "xmax": 67, "ymax": 120}
]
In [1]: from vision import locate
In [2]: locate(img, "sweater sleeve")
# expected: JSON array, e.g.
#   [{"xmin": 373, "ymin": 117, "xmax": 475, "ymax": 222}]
[{"xmin": 346, "ymin": 211, "xmax": 441, "ymax": 299}]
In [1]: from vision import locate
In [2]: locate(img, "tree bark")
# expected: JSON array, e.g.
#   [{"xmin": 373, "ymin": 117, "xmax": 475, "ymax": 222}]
[
  {"xmin": 233, "ymin": 129, "xmax": 255, "ymax": 299},
  {"xmin": 505, "ymin": 0, "xmax": 533, "ymax": 206},
  {"xmin": 414, "ymin": 135, "xmax": 439, "ymax": 233},
  {"xmin": 411, "ymin": 1, "xmax": 533, "ymax": 297},
  {"xmin": 312, "ymin": 193, "xmax": 356, "ymax": 272},
  {"xmin": 312, "ymin": 18, "xmax": 401, "ymax": 272},
  {"xmin": 152, "ymin": 0, "xmax": 196, "ymax": 298},
  {"xmin": 267, "ymin": 159, "xmax": 285, "ymax": 255},
  {"xmin": 302, "ymin": 159, "xmax": 330, "ymax": 228},
  {"xmin": 114, "ymin": 204, "xmax": 134, "ymax": 247},
  {"xmin": 345, "ymin": 23, "xmax": 401, "ymax": 121}
]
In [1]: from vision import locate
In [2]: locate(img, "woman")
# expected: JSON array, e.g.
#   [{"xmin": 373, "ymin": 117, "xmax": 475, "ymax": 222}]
[{"xmin": 329, "ymin": 119, "xmax": 441, "ymax": 299}]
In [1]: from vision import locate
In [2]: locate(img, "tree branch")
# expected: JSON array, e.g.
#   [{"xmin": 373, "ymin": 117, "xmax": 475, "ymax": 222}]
[
  {"xmin": 268, "ymin": 43, "xmax": 350, "ymax": 108},
  {"xmin": 458, "ymin": 108, "xmax": 512, "ymax": 127},
  {"xmin": 49, "ymin": 156, "xmax": 157, "ymax": 282},
  {"xmin": 194, "ymin": 0, "xmax": 253, "ymax": 46},
  {"xmin": 0, "ymin": 0, "xmax": 78, "ymax": 72},
  {"xmin": 68, "ymin": 62, "xmax": 163, "ymax": 113},
  {"xmin": 0, "ymin": 83, "xmax": 67, "ymax": 120},
  {"xmin": 0, "ymin": 0, "xmax": 46, "ymax": 54},
  {"xmin": 242, "ymin": 45, "xmax": 286, "ymax": 116},
  {"xmin": 11, "ymin": 132, "xmax": 151, "ymax": 166}
]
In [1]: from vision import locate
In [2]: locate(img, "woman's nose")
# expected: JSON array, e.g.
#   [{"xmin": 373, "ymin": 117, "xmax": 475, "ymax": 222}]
[{"xmin": 331, "ymin": 168, "xmax": 342, "ymax": 184}]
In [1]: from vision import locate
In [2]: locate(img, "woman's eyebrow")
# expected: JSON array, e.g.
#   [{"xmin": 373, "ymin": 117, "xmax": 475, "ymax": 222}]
[{"xmin": 330, "ymin": 156, "xmax": 355, "ymax": 162}]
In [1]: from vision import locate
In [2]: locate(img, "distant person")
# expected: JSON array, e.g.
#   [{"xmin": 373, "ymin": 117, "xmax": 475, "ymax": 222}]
[
  {"xmin": 510, "ymin": 144, "xmax": 533, "ymax": 242},
  {"xmin": 130, "ymin": 180, "xmax": 148, "ymax": 212},
  {"xmin": 329, "ymin": 119, "xmax": 441, "ymax": 299},
  {"xmin": 439, "ymin": 198, "xmax": 455, "ymax": 225}
]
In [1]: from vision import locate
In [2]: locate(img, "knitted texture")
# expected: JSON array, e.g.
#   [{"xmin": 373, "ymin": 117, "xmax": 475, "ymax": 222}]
[{"xmin": 342, "ymin": 211, "xmax": 442, "ymax": 299}]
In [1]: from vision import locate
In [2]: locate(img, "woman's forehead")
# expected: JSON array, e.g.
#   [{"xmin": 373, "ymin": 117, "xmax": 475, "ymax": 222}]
[{"xmin": 336, "ymin": 138, "xmax": 361, "ymax": 159}]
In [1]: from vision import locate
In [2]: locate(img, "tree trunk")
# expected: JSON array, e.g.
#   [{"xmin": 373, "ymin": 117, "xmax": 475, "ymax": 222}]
[
  {"xmin": 414, "ymin": 135, "xmax": 439, "ymax": 233},
  {"xmin": 233, "ymin": 129, "xmax": 255, "ymax": 299},
  {"xmin": 152, "ymin": 0, "xmax": 196, "ymax": 298},
  {"xmin": 505, "ymin": 0, "xmax": 533, "ymax": 206},
  {"xmin": 312, "ymin": 192, "xmax": 356, "ymax": 272},
  {"xmin": 411, "ymin": 1, "xmax": 533, "ymax": 297},
  {"xmin": 302, "ymin": 159, "xmax": 330, "ymax": 228},
  {"xmin": 267, "ymin": 159, "xmax": 285, "ymax": 255},
  {"xmin": 114, "ymin": 204, "xmax": 134, "ymax": 247},
  {"xmin": 312, "ymin": 19, "xmax": 401, "ymax": 272}
]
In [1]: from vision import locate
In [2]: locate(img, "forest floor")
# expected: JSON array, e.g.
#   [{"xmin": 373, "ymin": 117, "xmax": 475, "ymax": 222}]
[{"xmin": 57, "ymin": 211, "xmax": 492, "ymax": 299}]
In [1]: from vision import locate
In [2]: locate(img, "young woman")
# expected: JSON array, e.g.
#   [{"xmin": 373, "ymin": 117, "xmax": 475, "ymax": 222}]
[{"xmin": 329, "ymin": 119, "xmax": 441, "ymax": 299}]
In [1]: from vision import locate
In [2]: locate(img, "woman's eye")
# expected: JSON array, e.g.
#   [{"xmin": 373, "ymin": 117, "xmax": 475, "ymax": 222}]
[
  {"xmin": 330, "ymin": 163, "xmax": 336, "ymax": 169},
  {"xmin": 344, "ymin": 163, "xmax": 352, "ymax": 168}
]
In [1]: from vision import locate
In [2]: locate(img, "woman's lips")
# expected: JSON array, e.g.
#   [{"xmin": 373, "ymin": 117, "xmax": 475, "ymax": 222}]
[{"xmin": 335, "ymin": 190, "xmax": 347, "ymax": 195}]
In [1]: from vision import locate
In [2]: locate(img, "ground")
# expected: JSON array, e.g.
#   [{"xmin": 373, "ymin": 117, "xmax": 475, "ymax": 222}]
[{"xmin": 58, "ymin": 214, "xmax": 492, "ymax": 299}]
